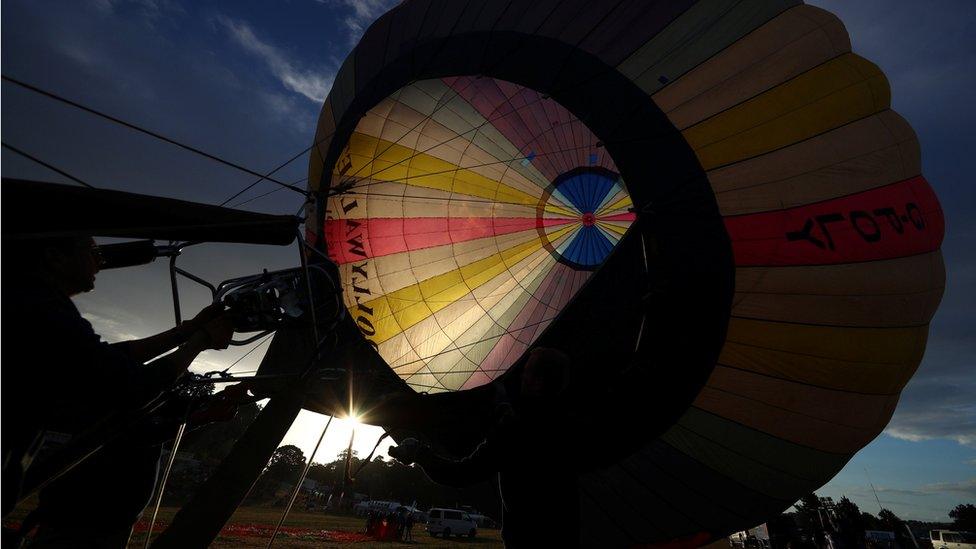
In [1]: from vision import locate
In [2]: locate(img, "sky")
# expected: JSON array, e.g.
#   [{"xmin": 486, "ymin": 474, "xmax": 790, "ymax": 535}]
[{"xmin": 2, "ymin": 0, "xmax": 974, "ymax": 523}]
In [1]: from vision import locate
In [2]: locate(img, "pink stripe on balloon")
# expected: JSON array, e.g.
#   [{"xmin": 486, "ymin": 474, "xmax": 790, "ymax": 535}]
[
  {"xmin": 477, "ymin": 263, "xmax": 575, "ymax": 379},
  {"xmin": 445, "ymin": 77, "xmax": 617, "ymax": 182},
  {"xmin": 324, "ymin": 216, "xmax": 578, "ymax": 264},
  {"xmin": 598, "ymin": 212, "xmax": 636, "ymax": 222}
]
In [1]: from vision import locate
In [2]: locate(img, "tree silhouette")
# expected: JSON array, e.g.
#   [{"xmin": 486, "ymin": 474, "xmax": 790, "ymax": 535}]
[
  {"xmin": 835, "ymin": 497, "xmax": 866, "ymax": 549},
  {"xmin": 877, "ymin": 508, "xmax": 902, "ymax": 529},
  {"xmin": 794, "ymin": 494, "xmax": 826, "ymax": 546},
  {"xmin": 268, "ymin": 445, "xmax": 306, "ymax": 468},
  {"xmin": 247, "ymin": 445, "xmax": 307, "ymax": 502},
  {"xmin": 949, "ymin": 503, "xmax": 976, "ymax": 530}
]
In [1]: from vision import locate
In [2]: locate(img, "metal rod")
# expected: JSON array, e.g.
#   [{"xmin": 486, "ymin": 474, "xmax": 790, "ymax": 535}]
[
  {"xmin": 266, "ymin": 415, "xmax": 333, "ymax": 549},
  {"xmin": 183, "ymin": 373, "xmax": 300, "ymax": 385},
  {"xmin": 143, "ymin": 422, "xmax": 187, "ymax": 549},
  {"xmin": 174, "ymin": 267, "xmax": 217, "ymax": 298},
  {"xmin": 336, "ymin": 425, "xmax": 357, "ymax": 510},
  {"xmin": 168, "ymin": 255, "xmax": 182, "ymax": 324},
  {"xmin": 865, "ymin": 467, "xmax": 884, "ymax": 511},
  {"xmin": 296, "ymin": 230, "xmax": 320, "ymax": 347}
]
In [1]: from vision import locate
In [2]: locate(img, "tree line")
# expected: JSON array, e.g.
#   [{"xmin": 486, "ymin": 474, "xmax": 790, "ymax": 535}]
[{"xmin": 163, "ymin": 402, "xmax": 501, "ymax": 518}]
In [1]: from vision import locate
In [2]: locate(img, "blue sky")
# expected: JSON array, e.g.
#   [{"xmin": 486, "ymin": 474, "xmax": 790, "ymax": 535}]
[{"xmin": 2, "ymin": 0, "xmax": 973, "ymax": 523}]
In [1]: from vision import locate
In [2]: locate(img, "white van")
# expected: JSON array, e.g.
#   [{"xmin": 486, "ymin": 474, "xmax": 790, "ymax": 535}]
[
  {"xmin": 931, "ymin": 530, "xmax": 976, "ymax": 549},
  {"xmin": 427, "ymin": 508, "xmax": 477, "ymax": 538}
]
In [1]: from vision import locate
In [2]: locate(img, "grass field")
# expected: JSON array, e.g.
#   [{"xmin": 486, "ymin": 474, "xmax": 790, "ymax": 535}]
[
  {"xmin": 133, "ymin": 507, "xmax": 505, "ymax": 548},
  {"xmin": 6, "ymin": 502, "xmax": 505, "ymax": 548},
  {"xmin": 5, "ymin": 502, "xmax": 744, "ymax": 548}
]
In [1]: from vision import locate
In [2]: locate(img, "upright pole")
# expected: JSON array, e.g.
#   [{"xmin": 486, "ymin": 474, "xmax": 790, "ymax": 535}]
[
  {"xmin": 168, "ymin": 253, "xmax": 183, "ymax": 324},
  {"xmin": 864, "ymin": 468, "xmax": 884, "ymax": 511},
  {"xmin": 266, "ymin": 415, "xmax": 333, "ymax": 549},
  {"xmin": 151, "ymin": 380, "xmax": 306, "ymax": 548},
  {"xmin": 337, "ymin": 427, "xmax": 357, "ymax": 509},
  {"xmin": 142, "ymin": 422, "xmax": 187, "ymax": 548}
]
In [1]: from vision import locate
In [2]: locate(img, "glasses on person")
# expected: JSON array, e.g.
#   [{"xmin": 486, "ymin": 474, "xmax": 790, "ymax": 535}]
[{"xmin": 89, "ymin": 243, "xmax": 106, "ymax": 267}]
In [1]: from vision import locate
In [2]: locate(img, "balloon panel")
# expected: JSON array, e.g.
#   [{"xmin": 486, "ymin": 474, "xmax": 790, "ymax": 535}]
[{"xmin": 323, "ymin": 77, "xmax": 634, "ymax": 392}]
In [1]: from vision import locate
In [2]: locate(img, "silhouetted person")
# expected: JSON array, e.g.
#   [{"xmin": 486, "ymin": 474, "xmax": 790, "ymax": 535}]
[
  {"xmin": 1, "ymin": 236, "xmax": 233, "ymax": 547},
  {"xmin": 404, "ymin": 511, "xmax": 414, "ymax": 542},
  {"xmin": 389, "ymin": 347, "xmax": 580, "ymax": 548}
]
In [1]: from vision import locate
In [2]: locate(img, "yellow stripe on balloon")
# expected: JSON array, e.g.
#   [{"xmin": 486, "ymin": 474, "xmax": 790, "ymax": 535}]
[
  {"xmin": 378, "ymin": 245, "xmax": 561, "ymax": 373},
  {"xmin": 361, "ymin": 224, "xmax": 579, "ymax": 344},
  {"xmin": 338, "ymin": 132, "xmax": 578, "ymax": 218},
  {"xmin": 723, "ymin": 318, "xmax": 927, "ymax": 395},
  {"xmin": 596, "ymin": 195, "xmax": 633, "ymax": 216},
  {"xmin": 683, "ymin": 53, "xmax": 890, "ymax": 170},
  {"xmin": 596, "ymin": 221, "xmax": 628, "ymax": 237}
]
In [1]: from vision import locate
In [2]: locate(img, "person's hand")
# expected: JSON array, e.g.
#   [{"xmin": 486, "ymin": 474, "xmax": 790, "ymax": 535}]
[
  {"xmin": 388, "ymin": 438, "xmax": 422, "ymax": 465},
  {"xmin": 200, "ymin": 315, "xmax": 235, "ymax": 350},
  {"xmin": 185, "ymin": 302, "xmax": 226, "ymax": 333}
]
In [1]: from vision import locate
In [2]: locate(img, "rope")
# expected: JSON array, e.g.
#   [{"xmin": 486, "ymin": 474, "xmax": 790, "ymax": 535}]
[
  {"xmin": 142, "ymin": 421, "xmax": 188, "ymax": 549},
  {"xmin": 349, "ymin": 431, "xmax": 390, "ymax": 482},
  {"xmin": 266, "ymin": 415, "xmax": 334, "ymax": 549},
  {"xmin": 2, "ymin": 141, "xmax": 94, "ymax": 188},
  {"xmin": 1, "ymin": 74, "xmax": 309, "ymax": 199},
  {"xmin": 228, "ymin": 178, "xmax": 308, "ymax": 209},
  {"xmin": 220, "ymin": 333, "xmax": 276, "ymax": 374}
]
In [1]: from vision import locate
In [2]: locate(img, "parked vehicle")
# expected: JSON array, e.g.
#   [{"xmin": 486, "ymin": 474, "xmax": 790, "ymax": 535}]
[
  {"xmin": 354, "ymin": 500, "xmax": 401, "ymax": 517},
  {"xmin": 931, "ymin": 530, "xmax": 976, "ymax": 549},
  {"xmin": 427, "ymin": 507, "xmax": 478, "ymax": 539},
  {"xmin": 866, "ymin": 530, "xmax": 897, "ymax": 549}
]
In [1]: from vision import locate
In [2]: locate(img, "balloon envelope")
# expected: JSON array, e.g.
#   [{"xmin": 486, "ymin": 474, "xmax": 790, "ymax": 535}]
[{"xmin": 307, "ymin": 0, "xmax": 945, "ymax": 544}]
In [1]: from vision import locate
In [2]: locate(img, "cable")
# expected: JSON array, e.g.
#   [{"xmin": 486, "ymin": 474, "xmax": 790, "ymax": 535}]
[
  {"xmin": 228, "ymin": 178, "xmax": 308, "ymax": 209},
  {"xmin": 2, "ymin": 141, "xmax": 94, "ymax": 188},
  {"xmin": 352, "ymin": 139, "xmax": 605, "ymax": 187},
  {"xmin": 220, "ymin": 333, "xmax": 275, "ymax": 375},
  {"xmin": 266, "ymin": 415, "xmax": 334, "ymax": 549},
  {"xmin": 1, "ymin": 74, "xmax": 309, "ymax": 199},
  {"xmin": 349, "ymin": 431, "xmax": 389, "ymax": 481}
]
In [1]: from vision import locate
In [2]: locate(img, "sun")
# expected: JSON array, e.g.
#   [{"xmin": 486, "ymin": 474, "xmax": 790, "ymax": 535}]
[{"xmin": 343, "ymin": 412, "xmax": 361, "ymax": 428}]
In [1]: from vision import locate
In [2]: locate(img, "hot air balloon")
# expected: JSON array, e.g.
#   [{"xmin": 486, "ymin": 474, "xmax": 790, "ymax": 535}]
[
  {"xmin": 131, "ymin": 1, "xmax": 944, "ymax": 546},
  {"xmin": 286, "ymin": 0, "xmax": 947, "ymax": 545}
]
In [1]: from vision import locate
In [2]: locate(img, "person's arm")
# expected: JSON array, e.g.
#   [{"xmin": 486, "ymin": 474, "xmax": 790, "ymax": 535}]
[
  {"xmin": 140, "ymin": 316, "xmax": 234, "ymax": 394},
  {"xmin": 111, "ymin": 302, "xmax": 225, "ymax": 363},
  {"xmin": 414, "ymin": 439, "xmax": 499, "ymax": 487},
  {"xmin": 390, "ymin": 428, "xmax": 505, "ymax": 488},
  {"xmin": 111, "ymin": 324, "xmax": 195, "ymax": 363}
]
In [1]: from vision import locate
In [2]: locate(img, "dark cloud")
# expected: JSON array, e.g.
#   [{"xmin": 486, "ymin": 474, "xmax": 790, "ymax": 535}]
[
  {"xmin": 215, "ymin": 14, "xmax": 335, "ymax": 103},
  {"xmin": 922, "ymin": 479, "xmax": 976, "ymax": 498},
  {"xmin": 322, "ymin": 0, "xmax": 401, "ymax": 46},
  {"xmin": 808, "ymin": 0, "xmax": 976, "ymax": 448},
  {"xmin": 1, "ymin": 0, "xmax": 323, "ymax": 207},
  {"xmin": 883, "ymin": 336, "xmax": 976, "ymax": 447}
]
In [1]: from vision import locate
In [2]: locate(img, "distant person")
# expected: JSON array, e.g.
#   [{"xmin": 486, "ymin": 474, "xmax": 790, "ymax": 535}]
[
  {"xmin": 1, "ymin": 235, "xmax": 234, "ymax": 546},
  {"xmin": 389, "ymin": 347, "xmax": 581, "ymax": 548},
  {"xmin": 404, "ymin": 511, "xmax": 414, "ymax": 542},
  {"xmin": 395, "ymin": 507, "xmax": 407, "ymax": 541},
  {"xmin": 364, "ymin": 510, "xmax": 375, "ymax": 535}
]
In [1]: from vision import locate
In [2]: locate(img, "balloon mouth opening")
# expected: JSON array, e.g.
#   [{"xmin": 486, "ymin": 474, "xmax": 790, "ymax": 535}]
[
  {"xmin": 328, "ymin": 76, "xmax": 638, "ymax": 393},
  {"xmin": 536, "ymin": 166, "xmax": 633, "ymax": 271}
]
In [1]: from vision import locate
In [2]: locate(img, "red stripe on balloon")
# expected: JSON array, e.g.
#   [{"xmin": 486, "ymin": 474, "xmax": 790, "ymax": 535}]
[
  {"xmin": 599, "ymin": 212, "xmax": 636, "ymax": 222},
  {"xmin": 726, "ymin": 176, "xmax": 944, "ymax": 266},
  {"xmin": 324, "ymin": 217, "xmax": 578, "ymax": 264}
]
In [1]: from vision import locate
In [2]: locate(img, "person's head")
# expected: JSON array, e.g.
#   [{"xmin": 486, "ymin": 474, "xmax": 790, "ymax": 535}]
[
  {"xmin": 520, "ymin": 347, "xmax": 575, "ymax": 404},
  {"xmin": 10, "ymin": 236, "xmax": 102, "ymax": 295}
]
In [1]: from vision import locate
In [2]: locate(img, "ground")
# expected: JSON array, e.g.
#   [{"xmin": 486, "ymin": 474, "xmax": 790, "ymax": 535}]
[
  {"xmin": 4, "ymin": 501, "xmax": 504, "ymax": 548},
  {"xmin": 5, "ymin": 501, "xmax": 741, "ymax": 547}
]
